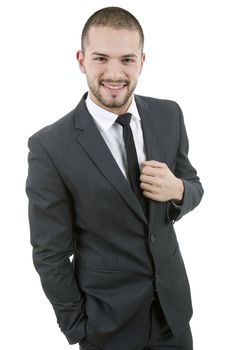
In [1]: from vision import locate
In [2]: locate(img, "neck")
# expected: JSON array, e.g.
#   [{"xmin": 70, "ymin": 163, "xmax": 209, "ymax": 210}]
[{"xmin": 89, "ymin": 92, "xmax": 133, "ymax": 115}]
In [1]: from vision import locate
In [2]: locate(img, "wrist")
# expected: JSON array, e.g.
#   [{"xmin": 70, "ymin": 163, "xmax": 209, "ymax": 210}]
[{"xmin": 173, "ymin": 178, "xmax": 184, "ymax": 203}]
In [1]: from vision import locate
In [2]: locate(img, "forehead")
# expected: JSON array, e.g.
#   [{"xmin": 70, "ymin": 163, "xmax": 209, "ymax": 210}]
[{"xmin": 85, "ymin": 26, "xmax": 141, "ymax": 55}]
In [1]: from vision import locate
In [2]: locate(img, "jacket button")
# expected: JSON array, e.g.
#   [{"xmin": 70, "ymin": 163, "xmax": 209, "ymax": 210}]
[
  {"xmin": 155, "ymin": 273, "xmax": 160, "ymax": 282},
  {"xmin": 150, "ymin": 234, "xmax": 155, "ymax": 242}
]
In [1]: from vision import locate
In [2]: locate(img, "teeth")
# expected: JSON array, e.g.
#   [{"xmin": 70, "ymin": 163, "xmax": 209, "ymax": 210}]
[{"xmin": 102, "ymin": 83, "xmax": 125, "ymax": 90}]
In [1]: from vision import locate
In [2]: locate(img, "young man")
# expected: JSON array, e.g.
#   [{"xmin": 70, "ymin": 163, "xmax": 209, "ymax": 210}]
[{"xmin": 26, "ymin": 7, "xmax": 203, "ymax": 350}]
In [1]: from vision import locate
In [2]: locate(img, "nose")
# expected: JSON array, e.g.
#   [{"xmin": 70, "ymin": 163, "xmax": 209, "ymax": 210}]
[{"xmin": 104, "ymin": 59, "xmax": 124, "ymax": 80}]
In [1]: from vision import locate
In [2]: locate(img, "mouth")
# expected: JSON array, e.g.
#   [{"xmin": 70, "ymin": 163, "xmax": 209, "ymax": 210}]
[{"xmin": 100, "ymin": 81, "xmax": 128, "ymax": 92}]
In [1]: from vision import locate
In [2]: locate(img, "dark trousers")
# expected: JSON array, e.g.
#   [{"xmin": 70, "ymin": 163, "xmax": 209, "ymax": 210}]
[{"xmin": 79, "ymin": 294, "xmax": 193, "ymax": 350}]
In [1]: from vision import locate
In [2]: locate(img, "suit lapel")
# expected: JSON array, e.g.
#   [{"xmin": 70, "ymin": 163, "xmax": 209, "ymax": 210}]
[
  {"xmin": 73, "ymin": 95, "xmax": 147, "ymax": 224},
  {"xmin": 135, "ymin": 95, "xmax": 164, "ymax": 162},
  {"xmin": 135, "ymin": 95, "xmax": 167, "ymax": 228}
]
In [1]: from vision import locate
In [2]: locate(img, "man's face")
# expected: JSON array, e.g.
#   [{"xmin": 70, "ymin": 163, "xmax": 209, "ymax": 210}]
[{"xmin": 77, "ymin": 26, "xmax": 145, "ymax": 114}]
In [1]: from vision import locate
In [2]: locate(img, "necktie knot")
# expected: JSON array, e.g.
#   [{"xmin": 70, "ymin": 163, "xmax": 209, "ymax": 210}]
[{"xmin": 115, "ymin": 113, "xmax": 132, "ymax": 127}]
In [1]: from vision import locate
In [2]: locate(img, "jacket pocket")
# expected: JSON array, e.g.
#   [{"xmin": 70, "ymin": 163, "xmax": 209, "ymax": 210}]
[{"xmin": 78, "ymin": 266, "xmax": 124, "ymax": 275}]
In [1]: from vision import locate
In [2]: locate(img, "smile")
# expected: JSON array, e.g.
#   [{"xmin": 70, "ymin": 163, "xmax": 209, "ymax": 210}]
[{"xmin": 101, "ymin": 82, "xmax": 127, "ymax": 90}]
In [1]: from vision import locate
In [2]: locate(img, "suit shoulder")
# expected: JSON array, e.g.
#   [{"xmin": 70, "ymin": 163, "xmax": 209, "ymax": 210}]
[
  {"xmin": 28, "ymin": 109, "xmax": 75, "ymax": 144},
  {"xmin": 135, "ymin": 94, "xmax": 182, "ymax": 123},
  {"xmin": 136, "ymin": 94, "xmax": 180, "ymax": 110}
]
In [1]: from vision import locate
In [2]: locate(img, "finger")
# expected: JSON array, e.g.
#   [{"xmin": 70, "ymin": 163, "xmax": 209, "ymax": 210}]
[
  {"xmin": 142, "ymin": 190, "xmax": 166, "ymax": 202},
  {"xmin": 141, "ymin": 166, "xmax": 156, "ymax": 176},
  {"xmin": 141, "ymin": 166, "xmax": 163, "ymax": 177},
  {"xmin": 142, "ymin": 190, "xmax": 159, "ymax": 201},
  {"xmin": 143, "ymin": 160, "xmax": 166, "ymax": 168},
  {"xmin": 140, "ymin": 174, "xmax": 155, "ymax": 184},
  {"xmin": 140, "ymin": 182, "xmax": 154, "ymax": 191}
]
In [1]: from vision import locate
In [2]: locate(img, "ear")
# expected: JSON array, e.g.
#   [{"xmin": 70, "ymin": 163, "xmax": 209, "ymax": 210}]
[
  {"xmin": 76, "ymin": 50, "xmax": 86, "ymax": 74},
  {"xmin": 139, "ymin": 53, "xmax": 146, "ymax": 75}
]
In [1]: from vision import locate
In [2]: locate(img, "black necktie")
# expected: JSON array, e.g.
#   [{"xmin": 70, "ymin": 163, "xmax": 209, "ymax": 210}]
[{"xmin": 115, "ymin": 113, "xmax": 148, "ymax": 217}]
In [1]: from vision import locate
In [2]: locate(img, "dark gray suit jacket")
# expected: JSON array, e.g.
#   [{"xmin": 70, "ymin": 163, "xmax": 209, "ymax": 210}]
[{"xmin": 26, "ymin": 93, "xmax": 203, "ymax": 350}]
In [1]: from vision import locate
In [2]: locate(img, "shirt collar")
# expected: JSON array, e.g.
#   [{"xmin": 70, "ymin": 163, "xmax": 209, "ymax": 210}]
[{"xmin": 86, "ymin": 93, "xmax": 141, "ymax": 132}]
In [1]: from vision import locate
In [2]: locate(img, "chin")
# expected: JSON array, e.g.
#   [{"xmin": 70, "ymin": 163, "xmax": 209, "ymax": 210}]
[{"xmin": 101, "ymin": 93, "xmax": 131, "ymax": 108}]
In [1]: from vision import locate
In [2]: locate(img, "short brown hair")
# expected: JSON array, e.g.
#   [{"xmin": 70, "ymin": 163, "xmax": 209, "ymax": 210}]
[{"xmin": 81, "ymin": 7, "xmax": 144, "ymax": 53}]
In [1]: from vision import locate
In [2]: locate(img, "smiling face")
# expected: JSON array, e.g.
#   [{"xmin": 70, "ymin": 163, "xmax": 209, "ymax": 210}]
[{"xmin": 77, "ymin": 26, "xmax": 145, "ymax": 114}]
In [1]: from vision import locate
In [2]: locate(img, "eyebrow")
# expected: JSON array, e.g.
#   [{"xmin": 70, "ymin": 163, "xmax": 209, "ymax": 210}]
[{"xmin": 91, "ymin": 52, "xmax": 138, "ymax": 58}]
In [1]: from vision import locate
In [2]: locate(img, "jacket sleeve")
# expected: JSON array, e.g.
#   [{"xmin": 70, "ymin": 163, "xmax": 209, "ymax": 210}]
[
  {"xmin": 167, "ymin": 103, "xmax": 204, "ymax": 222},
  {"xmin": 25, "ymin": 136, "xmax": 86, "ymax": 344}
]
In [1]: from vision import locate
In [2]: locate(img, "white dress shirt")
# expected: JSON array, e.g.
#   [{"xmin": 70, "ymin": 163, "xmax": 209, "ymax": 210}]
[{"xmin": 86, "ymin": 93, "xmax": 147, "ymax": 182}]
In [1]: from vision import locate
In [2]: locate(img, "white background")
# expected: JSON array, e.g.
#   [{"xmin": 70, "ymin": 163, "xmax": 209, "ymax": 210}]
[{"xmin": 0, "ymin": 0, "xmax": 232, "ymax": 349}]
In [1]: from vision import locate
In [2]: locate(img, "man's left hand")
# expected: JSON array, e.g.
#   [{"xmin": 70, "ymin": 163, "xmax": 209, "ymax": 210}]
[{"xmin": 140, "ymin": 160, "xmax": 184, "ymax": 203}]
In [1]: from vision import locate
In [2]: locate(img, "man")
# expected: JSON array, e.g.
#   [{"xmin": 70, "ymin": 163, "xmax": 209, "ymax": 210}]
[{"xmin": 26, "ymin": 6, "xmax": 203, "ymax": 350}]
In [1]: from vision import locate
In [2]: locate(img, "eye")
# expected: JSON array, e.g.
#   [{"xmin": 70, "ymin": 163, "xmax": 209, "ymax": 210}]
[
  {"xmin": 122, "ymin": 58, "xmax": 135, "ymax": 64},
  {"xmin": 94, "ymin": 57, "xmax": 107, "ymax": 62}
]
